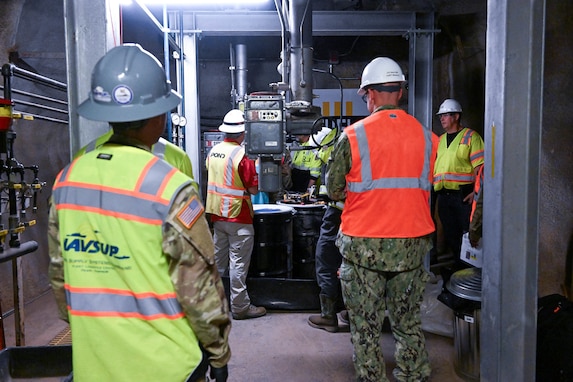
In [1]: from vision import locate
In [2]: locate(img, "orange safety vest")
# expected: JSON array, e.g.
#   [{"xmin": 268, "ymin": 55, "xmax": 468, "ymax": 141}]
[
  {"xmin": 205, "ymin": 140, "xmax": 252, "ymax": 218},
  {"xmin": 342, "ymin": 109, "xmax": 439, "ymax": 238}
]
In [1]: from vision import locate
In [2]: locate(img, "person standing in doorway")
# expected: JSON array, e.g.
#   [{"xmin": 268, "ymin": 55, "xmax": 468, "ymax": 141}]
[
  {"xmin": 205, "ymin": 109, "xmax": 266, "ymax": 320},
  {"xmin": 327, "ymin": 56, "xmax": 439, "ymax": 382},
  {"xmin": 433, "ymin": 99, "xmax": 484, "ymax": 266},
  {"xmin": 48, "ymin": 44, "xmax": 230, "ymax": 382}
]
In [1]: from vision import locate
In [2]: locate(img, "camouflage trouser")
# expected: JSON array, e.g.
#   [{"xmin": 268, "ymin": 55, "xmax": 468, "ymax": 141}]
[{"xmin": 339, "ymin": 260, "xmax": 431, "ymax": 382}]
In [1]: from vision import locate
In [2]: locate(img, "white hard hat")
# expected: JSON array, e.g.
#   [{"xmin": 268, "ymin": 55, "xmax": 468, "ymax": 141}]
[
  {"xmin": 436, "ymin": 99, "xmax": 463, "ymax": 115},
  {"xmin": 358, "ymin": 57, "xmax": 406, "ymax": 95},
  {"xmin": 219, "ymin": 109, "xmax": 245, "ymax": 133}
]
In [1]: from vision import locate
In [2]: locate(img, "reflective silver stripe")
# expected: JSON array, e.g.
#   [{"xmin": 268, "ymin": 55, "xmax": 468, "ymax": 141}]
[
  {"xmin": 460, "ymin": 129, "xmax": 472, "ymax": 145},
  {"xmin": 470, "ymin": 150, "xmax": 484, "ymax": 163},
  {"xmin": 224, "ymin": 145, "xmax": 244, "ymax": 186},
  {"xmin": 58, "ymin": 164, "xmax": 72, "ymax": 182},
  {"xmin": 347, "ymin": 120, "xmax": 433, "ymax": 193},
  {"xmin": 84, "ymin": 140, "xmax": 97, "ymax": 153},
  {"xmin": 53, "ymin": 185, "xmax": 170, "ymax": 220},
  {"xmin": 138, "ymin": 159, "xmax": 174, "ymax": 195},
  {"xmin": 206, "ymin": 184, "xmax": 245, "ymax": 197},
  {"xmin": 152, "ymin": 138, "xmax": 167, "ymax": 160},
  {"xmin": 433, "ymin": 173, "xmax": 474, "ymax": 183},
  {"xmin": 54, "ymin": 157, "xmax": 188, "ymax": 221},
  {"xmin": 328, "ymin": 201, "xmax": 345, "ymax": 210},
  {"xmin": 65, "ymin": 289, "xmax": 183, "ymax": 318}
]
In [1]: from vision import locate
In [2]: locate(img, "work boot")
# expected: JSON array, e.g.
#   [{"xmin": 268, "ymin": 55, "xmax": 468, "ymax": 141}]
[
  {"xmin": 339, "ymin": 309, "xmax": 349, "ymax": 325},
  {"xmin": 308, "ymin": 294, "xmax": 338, "ymax": 333},
  {"xmin": 232, "ymin": 304, "xmax": 267, "ymax": 320}
]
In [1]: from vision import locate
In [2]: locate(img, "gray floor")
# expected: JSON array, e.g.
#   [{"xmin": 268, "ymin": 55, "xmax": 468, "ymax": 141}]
[{"xmin": 2, "ymin": 287, "xmax": 467, "ymax": 382}]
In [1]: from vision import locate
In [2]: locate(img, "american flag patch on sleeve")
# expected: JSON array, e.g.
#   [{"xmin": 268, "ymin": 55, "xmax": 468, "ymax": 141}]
[{"xmin": 176, "ymin": 196, "xmax": 204, "ymax": 229}]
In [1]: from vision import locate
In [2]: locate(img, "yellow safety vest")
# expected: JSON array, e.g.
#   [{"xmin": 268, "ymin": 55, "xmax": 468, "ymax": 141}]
[
  {"xmin": 205, "ymin": 141, "xmax": 252, "ymax": 218},
  {"xmin": 76, "ymin": 130, "xmax": 195, "ymax": 179},
  {"xmin": 433, "ymin": 127, "xmax": 484, "ymax": 191},
  {"xmin": 52, "ymin": 145, "xmax": 202, "ymax": 382},
  {"xmin": 291, "ymin": 140, "xmax": 322, "ymax": 179}
]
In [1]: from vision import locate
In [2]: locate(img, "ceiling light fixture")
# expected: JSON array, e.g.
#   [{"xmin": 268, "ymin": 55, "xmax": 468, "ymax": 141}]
[{"xmin": 120, "ymin": 0, "xmax": 271, "ymax": 5}]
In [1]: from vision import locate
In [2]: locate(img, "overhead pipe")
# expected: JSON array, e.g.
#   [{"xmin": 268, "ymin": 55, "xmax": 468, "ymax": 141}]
[{"xmin": 288, "ymin": 0, "xmax": 313, "ymax": 104}]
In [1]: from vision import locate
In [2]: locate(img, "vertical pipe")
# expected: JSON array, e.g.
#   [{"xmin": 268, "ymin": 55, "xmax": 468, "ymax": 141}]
[
  {"xmin": 163, "ymin": 5, "xmax": 172, "ymax": 142},
  {"xmin": 178, "ymin": 10, "xmax": 185, "ymax": 149},
  {"xmin": 235, "ymin": 43, "xmax": 248, "ymax": 103},
  {"xmin": 288, "ymin": 0, "xmax": 313, "ymax": 103}
]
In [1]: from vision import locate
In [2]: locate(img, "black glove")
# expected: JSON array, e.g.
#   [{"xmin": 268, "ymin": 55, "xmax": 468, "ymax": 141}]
[{"xmin": 209, "ymin": 365, "xmax": 228, "ymax": 382}]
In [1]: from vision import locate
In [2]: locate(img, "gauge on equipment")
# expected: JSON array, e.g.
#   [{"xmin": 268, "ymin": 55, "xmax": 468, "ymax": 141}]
[
  {"xmin": 171, "ymin": 113, "xmax": 180, "ymax": 125},
  {"xmin": 179, "ymin": 116, "xmax": 187, "ymax": 127}
]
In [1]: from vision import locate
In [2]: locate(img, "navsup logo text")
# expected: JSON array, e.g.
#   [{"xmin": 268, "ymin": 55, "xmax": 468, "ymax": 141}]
[{"xmin": 64, "ymin": 233, "xmax": 129, "ymax": 260}]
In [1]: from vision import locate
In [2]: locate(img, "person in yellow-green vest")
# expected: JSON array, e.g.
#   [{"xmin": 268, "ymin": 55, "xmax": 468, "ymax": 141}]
[
  {"xmin": 75, "ymin": 129, "xmax": 195, "ymax": 181},
  {"xmin": 288, "ymin": 134, "xmax": 323, "ymax": 193},
  {"xmin": 48, "ymin": 44, "xmax": 230, "ymax": 382},
  {"xmin": 433, "ymin": 98, "xmax": 484, "ymax": 269}
]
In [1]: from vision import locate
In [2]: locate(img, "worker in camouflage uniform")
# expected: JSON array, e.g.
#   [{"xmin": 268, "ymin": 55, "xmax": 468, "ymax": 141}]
[
  {"xmin": 327, "ymin": 57, "xmax": 439, "ymax": 382},
  {"xmin": 48, "ymin": 44, "xmax": 230, "ymax": 382}
]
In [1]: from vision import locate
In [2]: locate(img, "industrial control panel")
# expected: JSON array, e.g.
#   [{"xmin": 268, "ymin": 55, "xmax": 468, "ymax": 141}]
[
  {"xmin": 244, "ymin": 94, "xmax": 285, "ymax": 156},
  {"xmin": 244, "ymin": 94, "xmax": 286, "ymax": 192}
]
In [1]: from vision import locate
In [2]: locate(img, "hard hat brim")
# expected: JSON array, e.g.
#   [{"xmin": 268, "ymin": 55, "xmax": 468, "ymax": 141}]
[
  {"xmin": 218, "ymin": 124, "xmax": 245, "ymax": 133},
  {"xmin": 77, "ymin": 89, "xmax": 181, "ymax": 122}
]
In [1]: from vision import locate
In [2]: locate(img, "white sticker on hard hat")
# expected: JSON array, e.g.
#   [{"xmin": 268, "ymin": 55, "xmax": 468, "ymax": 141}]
[
  {"xmin": 92, "ymin": 86, "xmax": 112, "ymax": 103},
  {"xmin": 113, "ymin": 85, "xmax": 133, "ymax": 105}
]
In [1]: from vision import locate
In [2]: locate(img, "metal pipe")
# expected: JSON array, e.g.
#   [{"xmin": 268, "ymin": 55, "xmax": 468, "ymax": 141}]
[
  {"xmin": 275, "ymin": 0, "xmax": 289, "ymax": 83},
  {"xmin": 235, "ymin": 43, "xmax": 248, "ymax": 102},
  {"xmin": 288, "ymin": 0, "xmax": 313, "ymax": 103},
  {"xmin": 12, "ymin": 99, "xmax": 68, "ymax": 115},
  {"xmin": 229, "ymin": 43, "xmax": 237, "ymax": 106},
  {"xmin": 6, "ymin": 64, "xmax": 67, "ymax": 91},
  {"xmin": 0, "ymin": 87, "xmax": 68, "ymax": 106}
]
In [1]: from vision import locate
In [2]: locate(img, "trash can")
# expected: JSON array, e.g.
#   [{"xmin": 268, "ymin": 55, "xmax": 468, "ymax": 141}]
[{"xmin": 442, "ymin": 267, "xmax": 482, "ymax": 382}]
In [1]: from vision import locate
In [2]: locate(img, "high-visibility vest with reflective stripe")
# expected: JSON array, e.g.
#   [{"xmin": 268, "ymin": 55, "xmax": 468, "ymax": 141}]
[
  {"xmin": 342, "ymin": 109, "xmax": 438, "ymax": 238},
  {"xmin": 52, "ymin": 145, "xmax": 202, "ymax": 382},
  {"xmin": 205, "ymin": 141, "xmax": 252, "ymax": 218},
  {"xmin": 76, "ymin": 131, "xmax": 195, "ymax": 180},
  {"xmin": 291, "ymin": 140, "xmax": 322, "ymax": 179},
  {"xmin": 433, "ymin": 127, "xmax": 484, "ymax": 191},
  {"xmin": 471, "ymin": 164, "xmax": 484, "ymax": 221}
]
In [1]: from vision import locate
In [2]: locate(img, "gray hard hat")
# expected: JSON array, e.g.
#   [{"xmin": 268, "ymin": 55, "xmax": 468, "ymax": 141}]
[{"xmin": 77, "ymin": 44, "xmax": 181, "ymax": 122}]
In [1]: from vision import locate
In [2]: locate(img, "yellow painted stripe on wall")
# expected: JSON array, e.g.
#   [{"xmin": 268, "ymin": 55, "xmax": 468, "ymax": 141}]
[
  {"xmin": 334, "ymin": 102, "xmax": 341, "ymax": 116},
  {"xmin": 322, "ymin": 102, "xmax": 330, "ymax": 116},
  {"xmin": 346, "ymin": 101, "xmax": 353, "ymax": 116}
]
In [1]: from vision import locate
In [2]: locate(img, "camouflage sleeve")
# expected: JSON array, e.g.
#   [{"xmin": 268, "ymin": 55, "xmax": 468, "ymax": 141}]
[
  {"xmin": 469, "ymin": 184, "xmax": 483, "ymax": 243},
  {"xmin": 163, "ymin": 183, "xmax": 231, "ymax": 368},
  {"xmin": 47, "ymin": 198, "xmax": 70, "ymax": 322},
  {"xmin": 326, "ymin": 132, "xmax": 351, "ymax": 201}
]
